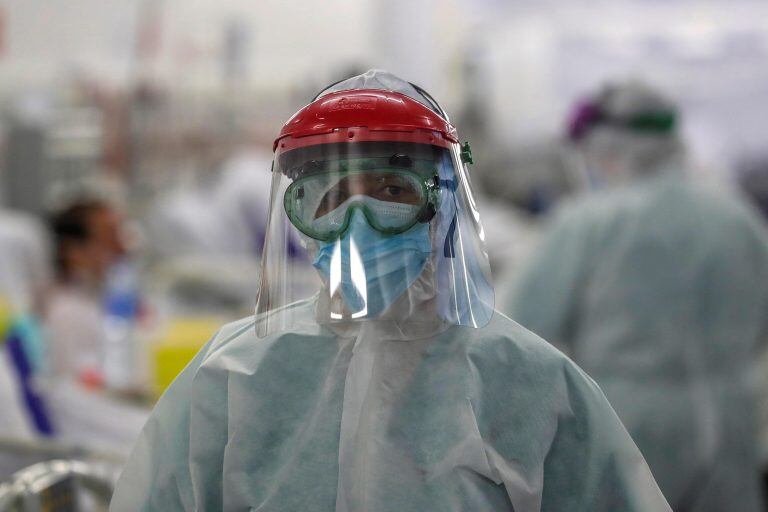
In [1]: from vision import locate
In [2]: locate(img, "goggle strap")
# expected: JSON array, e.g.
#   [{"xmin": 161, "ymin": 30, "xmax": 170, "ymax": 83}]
[{"xmin": 416, "ymin": 203, "xmax": 437, "ymax": 224}]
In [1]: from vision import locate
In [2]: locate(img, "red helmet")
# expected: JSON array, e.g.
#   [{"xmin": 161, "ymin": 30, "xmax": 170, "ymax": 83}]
[{"xmin": 273, "ymin": 89, "xmax": 459, "ymax": 154}]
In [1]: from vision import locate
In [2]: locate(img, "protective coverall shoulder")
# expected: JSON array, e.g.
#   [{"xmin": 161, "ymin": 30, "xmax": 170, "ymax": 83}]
[{"xmin": 110, "ymin": 304, "xmax": 670, "ymax": 512}]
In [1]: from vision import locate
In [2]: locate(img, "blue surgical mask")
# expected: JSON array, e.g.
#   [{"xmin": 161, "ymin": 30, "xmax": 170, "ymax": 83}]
[{"xmin": 313, "ymin": 210, "xmax": 432, "ymax": 318}]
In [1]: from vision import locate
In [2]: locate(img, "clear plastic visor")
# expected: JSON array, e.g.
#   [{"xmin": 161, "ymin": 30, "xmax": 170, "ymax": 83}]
[{"xmin": 255, "ymin": 140, "xmax": 494, "ymax": 337}]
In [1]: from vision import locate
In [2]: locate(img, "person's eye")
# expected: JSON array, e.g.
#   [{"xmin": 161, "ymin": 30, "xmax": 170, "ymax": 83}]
[{"xmin": 383, "ymin": 186, "xmax": 403, "ymax": 197}]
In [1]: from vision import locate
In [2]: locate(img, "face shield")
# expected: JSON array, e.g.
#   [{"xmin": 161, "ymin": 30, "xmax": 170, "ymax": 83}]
[{"xmin": 255, "ymin": 80, "xmax": 493, "ymax": 337}]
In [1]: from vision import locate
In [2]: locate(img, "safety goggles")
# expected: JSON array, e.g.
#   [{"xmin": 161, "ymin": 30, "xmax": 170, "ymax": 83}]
[{"xmin": 284, "ymin": 161, "xmax": 440, "ymax": 242}]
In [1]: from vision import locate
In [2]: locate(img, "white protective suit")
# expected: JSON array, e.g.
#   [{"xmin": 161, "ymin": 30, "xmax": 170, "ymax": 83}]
[
  {"xmin": 0, "ymin": 351, "xmax": 34, "ymax": 439},
  {"xmin": 0, "ymin": 210, "xmax": 49, "ymax": 439},
  {"xmin": 111, "ymin": 302, "xmax": 670, "ymax": 511},
  {"xmin": 0, "ymin": 209, "xmax": 50, "ymax": 311},
  {"xmin": 507, "ymin": 81, "xmax": 768, "ymax": 512},
  {"xmin": 111, "ymin": 70, "xmax": 670, "ymax": 511},
  {"xmin": 507, "ymin": 174, "xmax": 768, "ymax": 511}
]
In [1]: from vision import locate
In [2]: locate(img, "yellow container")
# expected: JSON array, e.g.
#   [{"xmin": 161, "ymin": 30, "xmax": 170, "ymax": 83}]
[
  {"xmin": 152, "ymin": 318, "xmax": 220, "ymax": 398},
  {"xmin": 0, "ymin": 297, "xmax": 12, "ymax": 340}
]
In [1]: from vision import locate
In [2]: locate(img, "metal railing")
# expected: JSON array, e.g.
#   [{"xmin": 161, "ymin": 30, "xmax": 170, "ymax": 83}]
[{"xmin": 0, "ymin": 459, "xmax": 115, "ymax": 512}]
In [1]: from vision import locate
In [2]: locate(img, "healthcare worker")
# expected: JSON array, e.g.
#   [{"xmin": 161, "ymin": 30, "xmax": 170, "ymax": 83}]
[
  {"xmin": 0, "ymin": 210, "xmax": 56, "ymax": 479},
  {"xmin": 0, "ymin": 296, "xmax": 37, "ymax": 480},
  {"xmin": 0, "ymin": 298, "xmax": 36, "ymax": 439},
  {"xmin": 0, "ymin": 210, "xmax": 54, "ymax": 439},
  {"xmin": 43, "ymin": 197, "xmax": 150, "ymax": 455},
  {"xmin": 506, "ymin": 81, "xmax": 768, "ymax": 512},
  {"xmin": 111, "ymin": 70, "xmax": 670, "ymax": 511},
  {"xmin": 45, "ymin": 198, "xmax": 128, "ymax": 383}
]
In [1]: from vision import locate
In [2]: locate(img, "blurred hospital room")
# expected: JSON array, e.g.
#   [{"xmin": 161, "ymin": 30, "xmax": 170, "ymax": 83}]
[{"xmin": 1, "ymin": 0, "xmax": 768, "ymax": 510}]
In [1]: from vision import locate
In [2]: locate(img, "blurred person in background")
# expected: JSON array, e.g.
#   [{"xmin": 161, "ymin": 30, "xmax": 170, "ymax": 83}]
[
  {"xmin": 111, "ymin": 70, "xmax": 670, "ymax": 512},
  {"xmin": 505, "ymin": 80, "xmax": 768, "ymax": 512},
  {"xmin": 0, "ymin": 209, "xmax": 52, "ymax": 433},
  {"xmin": 0, "ymin": 209, "xmax": 51, "ymax": 314},
  {"xmin": 42, "ymin": 196, "xmax": 150, "ymax": 456},
  {"xmin": 1, "ymin": 290, "xmax": 36, "ymax": 477},
  {"xmin": 0, "ymin": 209, "xmax": 55, "ymax": 475},
  {"xmin": 0, "ymin": 299, "xmax": 34, "ymax": 439},
  {"xmin": 0, "ymin": 209, "xmax": 53, "ymax": 431},
  {"xmin": 45, "ymin": 198, "xmax": 128, "ymax": 385}
]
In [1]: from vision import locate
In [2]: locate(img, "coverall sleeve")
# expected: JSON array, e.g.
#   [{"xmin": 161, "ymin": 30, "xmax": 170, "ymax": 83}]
[
  {"xmin": 539, "ymin": 363, "xmax": 671, "ymax": 511},
  {"xmin": 109, "ymin": 335, "xmax": 219, "ymax": 512},
  {"xmin": 470, "ymin": 326, "xmax": 670, "ymax": 511}
]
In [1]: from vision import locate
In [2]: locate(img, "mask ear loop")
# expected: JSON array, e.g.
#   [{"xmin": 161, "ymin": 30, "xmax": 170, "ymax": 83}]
[{"xmin": 416, "ymin": 203, "xmax": 437, "ymax": 224}]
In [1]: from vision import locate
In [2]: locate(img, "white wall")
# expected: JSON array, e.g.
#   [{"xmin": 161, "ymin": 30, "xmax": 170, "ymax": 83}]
[
  {"xmin": 481, "ymin": 1, "xmax": 768, "ymax": 168},
  {"xmin": 0, "ymin": 0, "xmax": 141, "ymax": 92},
  {"xmin": 0, "ymin": 0, "xmax": 477, "ymax": 103}
]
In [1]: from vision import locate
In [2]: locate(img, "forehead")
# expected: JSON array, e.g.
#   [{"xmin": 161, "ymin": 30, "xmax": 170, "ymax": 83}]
[
  {"xmin": 278, "ymin": 141, "xmax": 447, "ymax": 177},
  {"xmin": 86, "ymin": 206, "xmax": 120, "ymax": 231}
]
